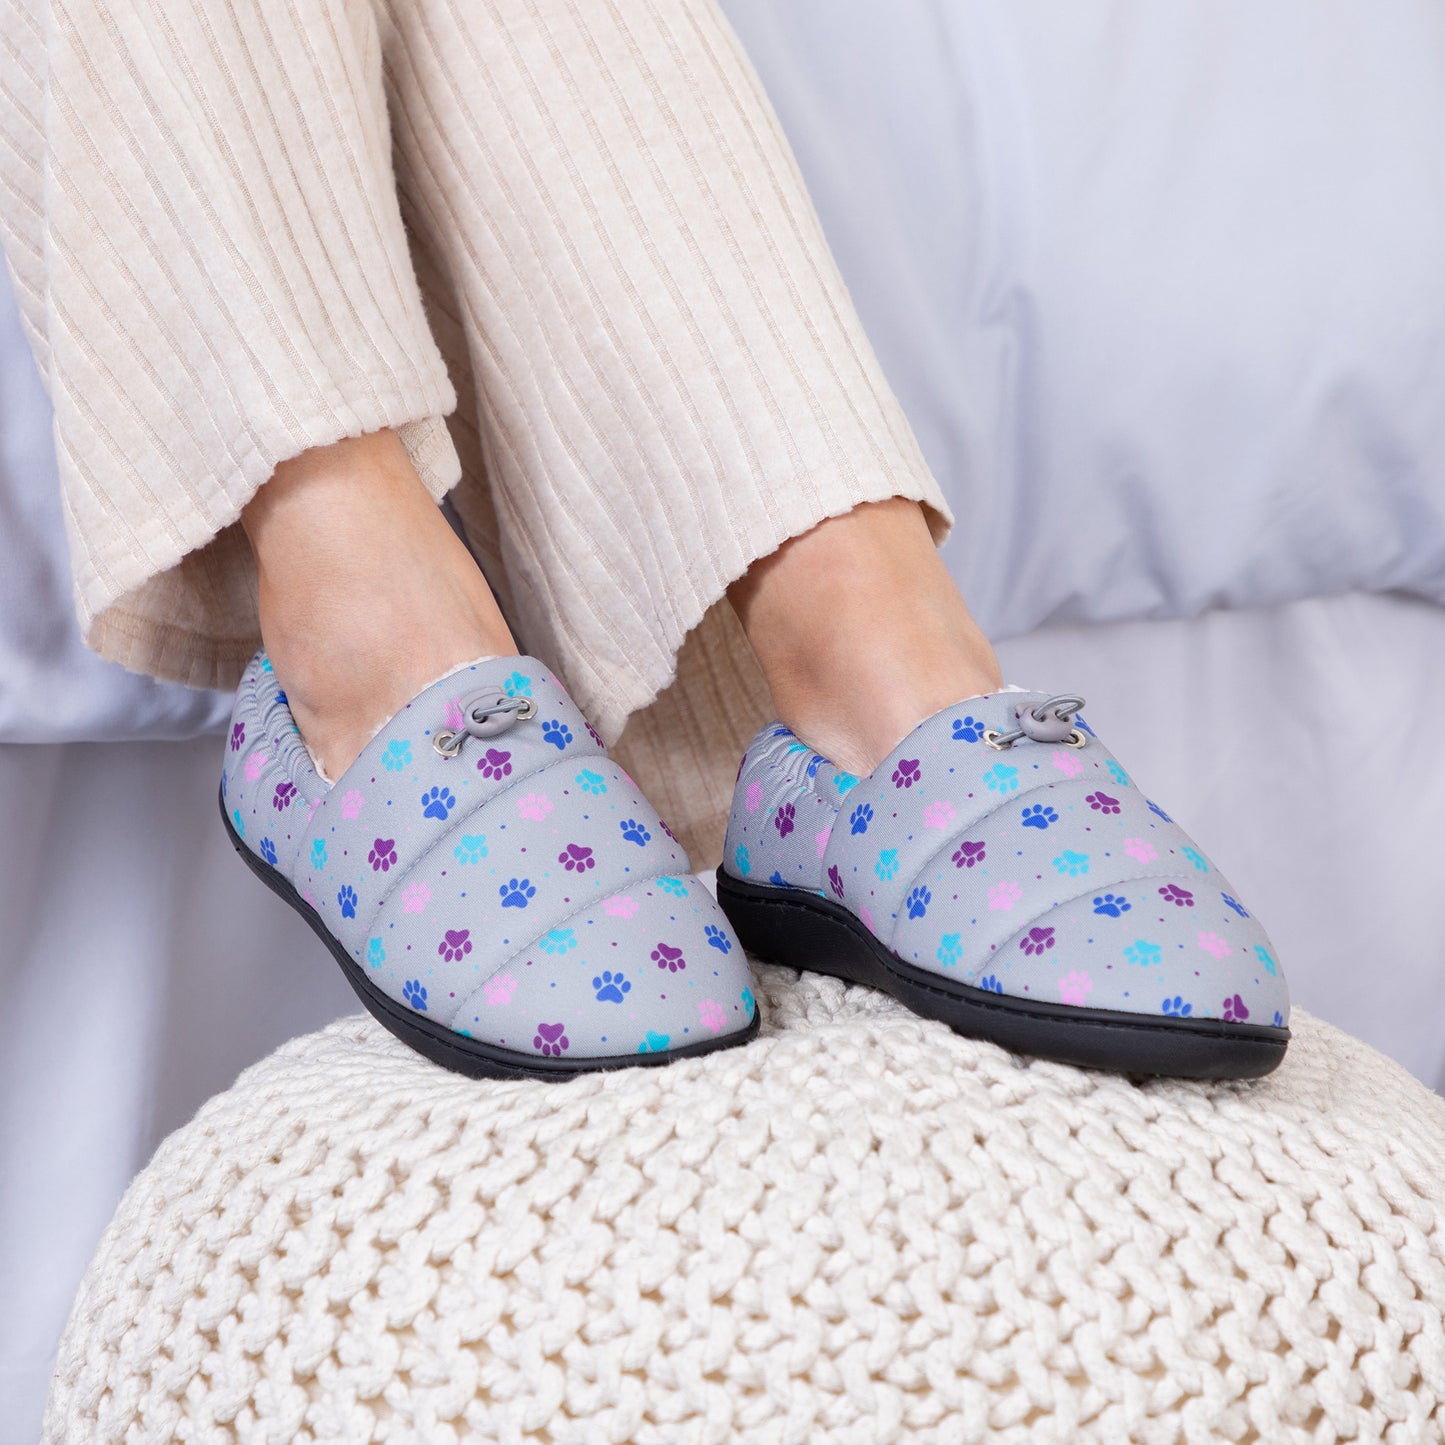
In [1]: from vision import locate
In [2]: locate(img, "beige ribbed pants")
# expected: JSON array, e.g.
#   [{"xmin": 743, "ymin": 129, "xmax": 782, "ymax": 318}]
[{"xmin": 0, "ymin": 0, "xmax": 950, "ymax": 863}]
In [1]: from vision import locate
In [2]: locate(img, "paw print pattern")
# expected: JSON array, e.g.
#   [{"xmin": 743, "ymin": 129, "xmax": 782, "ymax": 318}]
[
  {"xmin": 1255, "ymin": 946, "xmax": 1277, "ymax": 976},
  {"xmin": 977, "ymin": 974, "xmax": 1004, "ymax": 995},
  {"xmin": 534, "ymin": 1022, "xmax": 569, "ymax": 1056},
  {"xmin": 1162, "ymin": 995, "xmax": 1193, "ymax": 1017},
  {"xmin": 1197, "ymin": 931, "xmax": 1231, "ymax": 958},
  {"xmin": 652, "ymin": 942, "xmax": 686, "ymax": 973},
  {"xmin": 503, "ymin": 670, "xmax": 532, "ymax": 697},
  {"xmin": 828, "ymin": 864, "xmax": 846, "ymax": 900},
  {"xmin": 1181, "ymin": 846, "xmax": 1209, "ymax": 872},
  {"xmin": 439, "ymin": 928, "xmax": 472, "ymax": 962},
  {"xmin": 559, "ymin": 843, "xmax": 595, "ymax": 872},
  {"xmin": 704, "ymin": 924, "xmax": 733, "ymax": 954},
  {"xmin": 1125, "ymin": 940, "xmax": 1162, "ymax": 968},
  {"xmin": 310, "ymin": 839, "xmax": 327, "ymax": 871},
  {"xmin": 260, "ymin": 838, "xmax": 278, "ymax": 867},
  {"xmin": 952, "ymin": 840, "xmax": 986, "ymax": 869},
  {"xmin": 1222, "ymin": 893, "xmax": 1249, "ymax": 918},
  {"xmin": 774, "ymin": 802, "xmax": 796, "ymax": 839},
  {"xmin": 402, "ymin": 881, "xmax": 431, "ymax": 914},
  {"xmin": 452, "ymin": 834, "xmax": 486, "ymax": 865},
  {"xmin": 1222, "ymin": 994, "xmax": 1249, "ymax": 1023},
  {"xmin": 892, "ymin": 758, "xmax": 922, "ymax": 789},
  {"xmin": 936, "ymin": 933, "xmax": 963, "ymax": 967},
  {"xmin": 1058, "ymin": 971, "xmax": 1093, "ymax": 1007},
  {"xmin": 906, "ymin": 886, "xmax": 932, "ymax": 919},
  {"xmin": 988, "ymin": 880, "xmax": 1021, "ymax": 911},
  {"xmin": 1092, "ymin": 893, "xmax": 1130, "ymax": 917},
  {"xmin": 621, "ymin": 818, "xmax": 652, "ymax": 846},
  {"xmin": 951, "ymin": 715, "xmax": 986, "ymax": 742},
  {"xmin": 1052, "ymin": 849, "xmax": 1089, "ymax": 877},
  {"xmin": 230, "ymin": 722, "xmax": 245, "ymax": 752},
  {"xmin": 477, "ymin": 747, "xmax": 512, "ymax": 779},
  {"xmin": 340, "ymin": 789, "xmax": 365, "ymax": 819},
  {"xmin": 1084, "ymin": 791, "xmax": 1120, "ymax": 815},
  {"xmin": 984, "ymin": 763, "xmax": 1020, "ymax": 793},
  {"xmin": 593, "ymin": 971, "xmax": 631, "ymax": 1003},
  {"xmin": 367, "ymin": 938, "xmax": 385, "ymax": 967},
  {"xmin": 1159, "ymin": 884, "xmax": 1195, "ymax": 908},
  {"xmin": 383, "ymin": 740, "xmax": 411, "ymax": 772},
  {"xmin": 850, "ymin": 803, "xmax": 873, "ymax": 835},
  {"xmin": 403, "ymin": 980, "xmax": 427, "ymax": 1011},
  {"xmin": 540, "ymin": 928, "xmax": 577, "ymax": 954},
  {"xmin": 657, "ymin": 876, "xmax": 688, "ymax": 897},
  {"xmin": 698, "ymin": 999, "xmax": 727, "ymax": 1033},
  {"xmin": 1106, "ymin": 759, "xmax": 1130, "ymax": 787},
  {"xmin": 500, "ymin": 878, "xmax": 536, "ymax": 908},
  {"xmin": 576, "ymin": 769, "xmax": 607, "ymax": 795},
  {"xmin": 421, "ymin": 786, "xmax": 456, "ymax": 820},
  {"xmin": 1021, "ymin": 803, "xmax": 1058, "ymax": 830},
  {"xmin": 337, "ymin": 885, "xmax": 358, "ymax": 919},
  {"xmin": 734, "ymin": 844, "xmax": 751, "ymax": 877},
  {"xmin": 1019, "ymin": 926, "xmax": 1055, "ymax": 956},
  {"xmin": 875, "ymin": 849, "xmax": 900, "ymax": 881},
  {"xmin": 922, "ymin": 799, "xmax": 956, "ymax": 830},
  {"xmin": 369, "ymin": 837, "xmax": 397, "ymax": 872},
  {"xmin": 273, "ymin": 781, "xmax": 297, "ymax": 811},
  {"xmin": 541, "ymin": 719, "xmax": 573, "ymax": 749},
  {"xmin": 1147, "ymin": 799, "xmax": 1173, "ymax": 822}
]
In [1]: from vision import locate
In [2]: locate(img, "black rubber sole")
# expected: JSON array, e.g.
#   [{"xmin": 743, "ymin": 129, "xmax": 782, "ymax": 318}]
[
  {"xmin": 716, "ymin": 871, "xmax": 1287, "ymax": 1079},
  {"xmin": 220, "ymin": 790, "xmax": 760, "ymax": 1081}
]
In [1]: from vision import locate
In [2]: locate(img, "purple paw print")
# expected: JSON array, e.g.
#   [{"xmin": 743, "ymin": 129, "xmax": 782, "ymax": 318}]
[
  {"xmin": 559, "ymin": 842, "xmax": 596, "ymax": 872},
  {"xmin": 478, "ymin": 747, "xmax": 513, "ymax": 779},
  {"xmin": 952, "ymin": 840, "xmax": 986, "ymax": 869},
  {"xmin": 438, "ymin": 928, "xmax": 472, "ymax": 962},
  {"xmin": 1159, "ymin": 884, "xmax": 1195, "ymax": 908},
  {"xmin": 658, "ymin": 817, "xmax": 679, "ymax": 844},
  {"xmin": 585, "ymin": 719, "xmax": 605, "ymax": 748},
  {"xmin": 534, "ymin": 1021, "xmax": 569, "ymax": 1056},
  {"xmin": 368, "ymin": 837, "xmax": 397, "ymax": 872},
  {"xmin": 1085, "ymin": 791, "xmax": 1121, "ymax": 815},
  {"xmin": 272, "ymin": 781, "xmax": 297, "ymax": 811},
  {"xmin": 230, "ymin": 722, "xmax": 245, "ymax": 752},
  {"xmin": 651, "ymin": 941, "xmax": 686, "ymax": 973},
  {"xmin": 774, "ymin": 801, "xmax": 796, "ymax": 839},
  {"xmin": 1019, "ymin": 926, "xmax": 1056, "ymax": 956},
  {"xmin": 828, "ymin": 863, "xmax": 845, "ymax": 900},
  {"xmin": 892, "ymin": 758, "xmax": 922, "ymax": 790},
  {"xmin": 1222, "ymin": 994, "xmax": 1249, "ymax": 1023}
]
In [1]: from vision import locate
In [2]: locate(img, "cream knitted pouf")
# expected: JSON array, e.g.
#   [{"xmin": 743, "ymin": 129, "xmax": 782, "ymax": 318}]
[{"xmin": 45, "ymin": 967, "xmax": 1445, "ymax": 1445}]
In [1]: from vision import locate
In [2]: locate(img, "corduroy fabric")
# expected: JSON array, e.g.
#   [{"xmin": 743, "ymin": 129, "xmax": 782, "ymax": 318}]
[{"xmin": 0, "ymin": 0, "xmax": 951, "ymax": 864}]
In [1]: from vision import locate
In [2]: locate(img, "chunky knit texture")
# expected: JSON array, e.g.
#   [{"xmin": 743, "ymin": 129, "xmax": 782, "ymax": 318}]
[{"xmin": 44, "ymin": 970, "xmax": 1445, "ymax": 1444}]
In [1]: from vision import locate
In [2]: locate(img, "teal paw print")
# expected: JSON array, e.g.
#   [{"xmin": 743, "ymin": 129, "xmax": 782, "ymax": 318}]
[
  {"xmin": 741, "ymin": 986, "xmax": 756, "ymax": 1018},
  {"xmin": 383, "ymin": 739, "xmax": 412, "ymax": 772},
  {"xmin": 875, "ymin": 848, "xmax": 900, "ymax": 882},
  {"xmin": 232, "ymin": 809, "xmax": 245, "ymax": 839},
  {"xmin": 937, "ymin": 932, "xmax": 963, "ymax": 967},
  {"xmin": 1052, "ymin": 849, "xmax": 1089, "ymax": 877},
  {"xmin": 1124, "ymin": 939, "xmax": 1163, "ymax": 968},
  {"xmin": 310, "ymin": 838, "xmax": 327, "ymax": 871},
  {"xmin": 834, "ymin": 772, "xmax": 860, "ymax": 795},
  {"xmin": 576, "ymin": 768, "xmax": 608, "ymax": 795},
  {"xmin": 1106, "ymin": 759, "xmax": 1130, "ymax": 787},
  {"xmin": 1181, "ymin": 846, "xmax": 1209, "ymax": 872},
  {"xmin": 367, "ymin": 937, "xmax": 385, "ymax": 968},
  {"xmin": 540, "ymin": 927, "xmax": 576, "ymax": 954},
  {"xmin": 503, "ymin": 670, "xmax": 533, "ymax": 697},
  {"xmin": 637, "ymin": 1030, "xmax": 671, "ymax": 1054},
  {"xmin": 657, "ymin": 876, "xmax": 688, "ymax": 898},
  {"xmin": 1254, "ymin": 945, "xmax": 1277, "ymax": 976},
  {"xmin": 260, "ymin": 656, "xmax": 273, "ymax": 673},
  {"xmin": 453, "ymin": 834, "xmax": 487, "ymax": 865},
  {"xmin": 734, "ymin": 844, "xmax": 751, "ymax": 877},
  {"xmin": 984, "ymin": 762, "xmax": 1020, "ymax": 794}
]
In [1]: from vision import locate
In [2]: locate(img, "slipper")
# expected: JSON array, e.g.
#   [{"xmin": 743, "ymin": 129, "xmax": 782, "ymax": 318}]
[
  {"xmin": 716, "ymin": 691, "xmax": 1288, "ymax": 1078},
  {"xmin": 220, "ymin": 651, "xmax": 760, "ymax": 1078}
]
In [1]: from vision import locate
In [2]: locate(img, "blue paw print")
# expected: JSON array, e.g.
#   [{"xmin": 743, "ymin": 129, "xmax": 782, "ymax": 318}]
[
  {"xmin": 453, "ymin": 834, "xmax": 487, "ymax": 865},
  {"xmin": 833, "ymin": 772, "xmax": 859, "ymax": 795},
  {"xmin": 984, "ymin": 762, "xmax": 1020, "ymax": 793},
  {"xmin": 1181, "ymin": 846, "xmax": 1209, "ymax": 872},
  {"xmin": 274, "ymin": 690, "xmax": 288, "ymax": 707},
  {"xmin": 1254, "ymin": 945, "xmax": 1277, "ymax": 976},
  {"xmin": 742, "ymin": 986, "xmax": 756, "ymax": 1017},
  {"xmin": 620, "ymin": 818, "xmax": 652, "ymax": 846},
  {"xmin": 1161, "ymin": 995, "xmax": 1193, "ymax": 1017},
  {"xmin": 657, "ymin": 876, "xmax": 688, "ymax": 897},
  {"xmin": 1021, "ymin": 803, "xmax": 1059, "ymax": 830},
  {"xmin": 337, "ymin": 885, "xmax": 358, "ymax": 918},
  {"xmin": 952, "ymin": 715, "xmax": 986, "ymax": 742},
  {"xmin": 637, "ymin": 1030, "xmax": 671, "ymax": 1054},
  {"xmin": 907, "ymin": 885, "xmax": 931, "ymax": 919},
  {"xmin": 366, "ymin": 937, "xmax": 385, "ymax": 967},
  {"xmin": 540, "ymin": 928, "xmax": 576, "ymax": 954},
  {"xmin": 876, "ymin": 848, "xmax": 900, "ymax": 882},
  {"xmin": 593, "ymin": 970, "xmax": 631, "ymax": 1003},
  {"xmin": 1147, "ymin": 799, "xmax": 1172, "ymax": 823},
  {"xmin": 383, "ymin": 739, "xmax": 412, "ymax": 772},
  {"xmin": 541, "ymin": 718, "xmax": 573, "ymax": 749},
  {"xmin": 1222, "ymin": 893, "xmax": 1250, "ymax": 918},
  {"xmin": 768, "ymin": 871, "xmax": 790, "ymax": 888},
  {"xmin": 576, "ymin": 769, "xmax": 608, "ymax": 795},
  {"xmin": 1273, "ymin": 1010, "xmax": 1285, "ymax": 1027},
  {"xmin": 1052, "ymin": 849, "xmax": 1090, "ymax": 877},
  {"xmin": 260, "ymin": 838, "xmax": 277, "ymax": 867},
  {"xmin": 421, "ymin": 785, "xmax": 456, "ymax": 820},
  {"xmin": 402, "ymin": 979, "xmax": 427, "ymax": 1011},
  {"xmin": 500, "ymin": 877, "xmax": 536, "ymax": 908},
  {"xmin": 1125, "ymin": 939, "xmax": 1162, "ymax": 968},
  {"xmin": 1106, "ymin": 759, "xmax": 1130, "ymax": 787},
  {"xmin": 806, "ymin": 753, "xmax": 824, "ymax": 778},
  {"xmin": 1092, "ymin": 893, "xmax": 1131, "ymax": 917},
  {"xmin": 232, "ymin": 810, "xmax": 245, "ymax": 839},
  {"xmin": 735, "ymin": 844, "xmax": 751, "ymax": 877},
  {"xmin": 978, "ymin": 974, "xmax": 1004, "ymax": 995},
  {"xmin": 850, "ymin": 803, "xmax": 873, "ymax": 835},
  {"xmin": 310, "ymin": 839, "xmax": 327, "ymax": 871},
  {"xmin": 937, "ymin": 932, "xmax": 963, "ymax": 967},
  {"xmin": 503, "ymin": 670, "xmax": 533, "ymax": 697},
  {"xmin": 220, "ymin": 769, "xmax": 227, "ymax": 799},
  {"xmin": 704, "ymin": 923, "xmax": 733, "ymax": 953}
]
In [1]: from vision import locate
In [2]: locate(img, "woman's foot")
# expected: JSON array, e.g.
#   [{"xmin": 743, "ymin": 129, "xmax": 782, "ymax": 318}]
[
  {"xmin": 241, "ymin": 428, "xmax": 518, "ymax": 781},
  {"xmin": 727, "ymin": 498, "xmax": 1003, "ymax": 778}
]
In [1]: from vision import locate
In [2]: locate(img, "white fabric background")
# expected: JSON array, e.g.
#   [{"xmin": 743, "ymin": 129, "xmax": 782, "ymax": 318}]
[{"xmin": 6, "ymin": 1, "xmax": 1445, "ymax": 1437}]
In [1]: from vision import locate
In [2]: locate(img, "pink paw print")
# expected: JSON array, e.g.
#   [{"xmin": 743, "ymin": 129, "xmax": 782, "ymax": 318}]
[
  {"xmin": 745, "ymin": 780, "xmax": 763, "ymax": 813},
  {"xmin": 815, "ymin": 828, "xmax": 832, "ymax": 858},
  {"xmin": 988, "ymin": 880, "xmax": 1022, "ymax": 911},
  {"xmin": 1197, "ymin": 930, "xmax": 1232, "ymax": 958},
  {"xmin": 517, "ymin": 792, "xmax": 553, "ymax": 822},
  {"xmin": 244, "ymin": 753, "xmax": 265, "ymax": 782},
  {"xmin": 1052, "ymin": 749, "xmax": 1084, "ymax": 779},
  {"xmin": 923, "ymin": 799, "xmax": 956, "ymax": 830},
  {"xmin": 859, "ymin": 903, "xmax": 874, "ymax": 932},
  {"xmin": 340, "ymin": 789, "xmax": 365, "ymax": 819},
  {"xmin": 698, "ymin": 999, "xmax": 726, "ymax": 1033},
  {"xmin": 443, "ymin": 697, "xmax": 465, "ymax": 730},
  {"xmin": 401, "ymin": 881, "xmax": 432, "ymax": 914},
  {"xmin": 483, "ymin": 973, "xmax": 517, "ymax": 1007},
  {"xmin": 603, "ymin": 894, "xmax": 638, "ymax": 919},
  {"xmin": 1124, "ymin": 838, "xmax": 1157, "ymax": 863},
  {"xmin": 1058, "ymin": 970, "xmax": 1094, "ymax": 1007}
]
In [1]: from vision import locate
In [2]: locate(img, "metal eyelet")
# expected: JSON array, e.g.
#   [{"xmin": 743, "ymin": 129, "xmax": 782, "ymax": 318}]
[
  {"xmin": 982, "ymin": 729, "xmax": 1013, "ymax": 751},
  {"xmin": 432, "ymin": 729, "xmax": 464, "ymax": 759},
  {"xmin": 497, "ymin": 697, "xmax": 537, "ymax": 722},
  {"xmin": 1064, "ymin": 728, "xmax": 1088, "ymax": 749}
]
